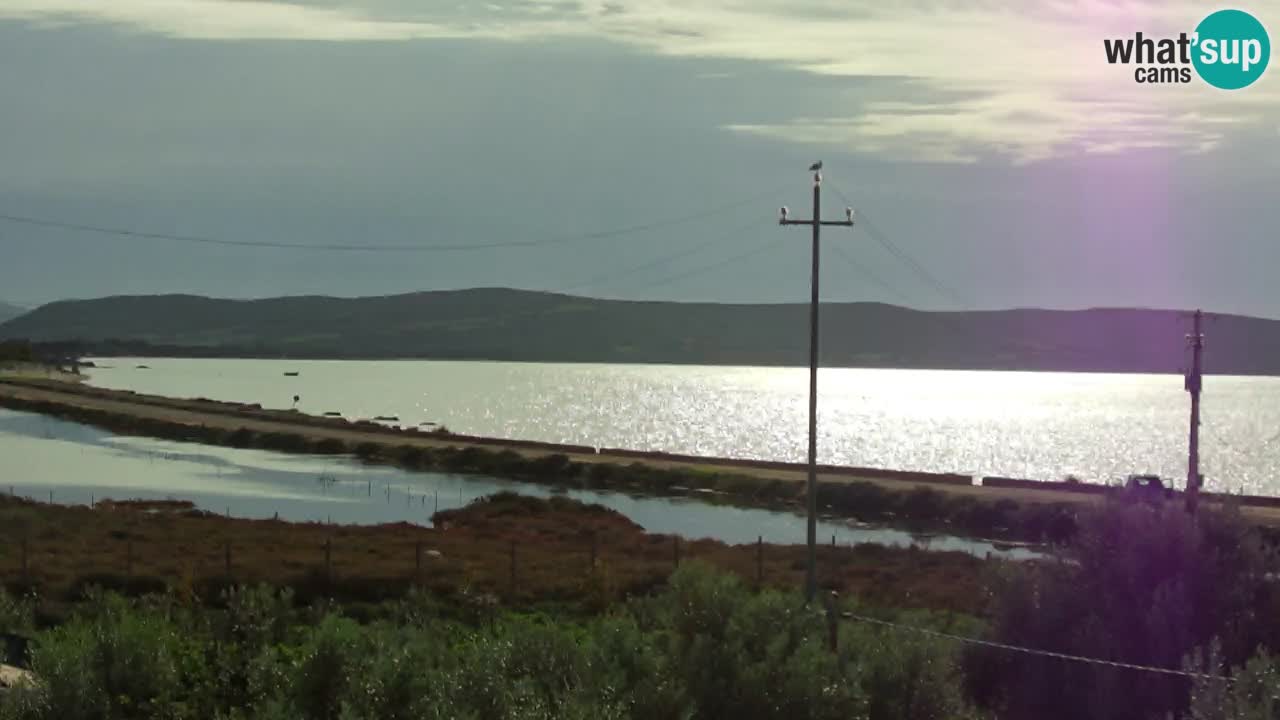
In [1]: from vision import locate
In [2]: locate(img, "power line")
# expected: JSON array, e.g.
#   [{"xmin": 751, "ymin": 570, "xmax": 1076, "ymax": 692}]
[
  {"xmin": 859, "ymin": 214, "xmax": 968, "ymax": 307},
  {"xmin": 415, "ymin": 229, "xmax": 784, "ymax": 329},
  {"xmin": 560, "ymin": 216, "xmax": 763, "ymax": 293},
  {"xmin": 826, "ymin": 242, "xmax": 916, "ymax": 307},
  {"xmin": 842, "ymin": 612, "xmax": 1233, "ymax": 683},
  {"xmin": 611, "ymin": 231, "xmax": 783, "ymax": 293},
  {"xmin": 0, "ymin": 183, "xmax": 789, "ymax": 254},
  {"xmin": 826, "ymin": 183, "xmax": 969, "ymax": 307}
]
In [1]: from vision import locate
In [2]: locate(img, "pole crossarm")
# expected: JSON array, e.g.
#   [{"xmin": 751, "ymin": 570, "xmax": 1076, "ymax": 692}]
[{"xmin": 780, "ymin": 219, "xmax": 855, "ymax": 228}]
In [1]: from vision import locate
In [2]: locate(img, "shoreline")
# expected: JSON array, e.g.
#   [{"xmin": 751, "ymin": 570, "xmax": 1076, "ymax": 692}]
[{"xmin": 2, "ymin": 377, "xmax": 1278, "ymax": 544}]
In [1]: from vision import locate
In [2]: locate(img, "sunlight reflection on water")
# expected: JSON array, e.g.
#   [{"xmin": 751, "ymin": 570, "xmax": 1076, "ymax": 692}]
[{"xmin": 83, "ymin": 358, "xmax": 1280, "ymax": 494}]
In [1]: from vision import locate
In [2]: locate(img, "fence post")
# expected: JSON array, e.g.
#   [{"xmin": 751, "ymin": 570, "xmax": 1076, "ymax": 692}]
[
  {"xmin": 757, "ymin": 535, "xmax": 764, "ymax": 587},
  {"xmin": 824, "ymin": 591, "xmax": 839, "ymax": 653},
  {"xmin": 831, "ymin": 534, "xmax": 836, "ymax": 547},
  {"xmin": 415, "ymin": 541, "xmax": 423, "ymax": 585},
  {"xmin": 324, "ymin": 538, "xmax": 332, "ymax": 587},
  {"xmin": 48, "ymin": 490, "xmax": 53, "ymax": 505},
  {"xmin": 509, "ymin": 540, "xmax": 518, "ymax": 597}
]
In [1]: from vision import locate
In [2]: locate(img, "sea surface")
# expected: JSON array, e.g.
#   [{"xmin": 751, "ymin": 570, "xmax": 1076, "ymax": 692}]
[
  {"xmin": 0, "ymin": 408, "xmax": 1031, "ymax": 557},
  {"xmin": 80, "ymin": 358, "xmax": 1280, "ymax": 495}
]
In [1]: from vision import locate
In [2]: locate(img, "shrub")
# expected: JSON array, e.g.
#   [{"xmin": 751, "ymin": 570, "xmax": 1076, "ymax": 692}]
[
  {"xmin": 0, "ymin": 566, "xmax": 980, "ymax": 720},
  {"xmin": 311, "ymin": 437, "xmax": 346, "ymax": 455},
  {"xmin": 640, "ymin": 563, "xmax": 977, "ymax": 720},
  {"xmin": 226, "ymin": 427, "xmax": 256, "ymax": 449},
  {"xmin": 254, "ymin": 432, "xmax": 309, "ymax": 453},
  {"xmin": 1187, "ymin": 647, "xmax": 1280, "ymax": 720},
  {"xmin": 393, "ymin": 445, "xmax": 427, "ymax": 469},
  {"xmin": 976, "ymin": 501, "xmax": 1280, "ymax": 720},
  {"xmin": 898, "ymin": 486, "xmax": 947, "ymax": 525},
  {"xmin": 526, "ymin": 453, "xmax": 576, "ymax": 480},
  {"xmin": 23, "ymin": 591, "xmax": 192, "ymax": 720},
  {"xmin": 287, "ymin": 615, "xmax": 366, "ymax": 720},
  {"xmin": 0, "ymin": 588, "xmax": 35, "ymax": 638}
]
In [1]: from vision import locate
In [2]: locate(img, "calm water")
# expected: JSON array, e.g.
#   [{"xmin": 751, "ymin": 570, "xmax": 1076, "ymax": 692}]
[
  {"xmin": 83, "ymin": 358, "xmax": 1280, "ymax": 495},
  {"xmin": 0, "ymin": 409, "xmax": 1032, "ymax": 557}
]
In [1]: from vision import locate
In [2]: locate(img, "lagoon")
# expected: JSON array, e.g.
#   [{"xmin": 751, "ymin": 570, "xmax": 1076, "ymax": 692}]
[{"xmin": 83, "ymin": 358, "xmax": 1280, "ymax": 494}]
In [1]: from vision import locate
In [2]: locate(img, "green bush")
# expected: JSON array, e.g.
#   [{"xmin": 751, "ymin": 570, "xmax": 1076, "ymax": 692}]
[
  {"xmin": 312, "ymin": 438, "xmax": 346, "ymax": 455},
  {"xmin": 0, "ymin": 588, "xmax": 35, "ymax": 638},
  {"xmin": 394, "ymin": 445, "xmax": 428, "ymax": 469},
  {"xmin": 1187, "ymin": 647, "xmax": 1280, "ymax": 720},
  {"xmin": 288, "ymin": 615, "xmax": 365, "ymax": 720},
  {"xmin": 254, "ymin": 432, "xmax": 310, "ymax": 453},
  {"xmin": 23, "ymin": 590, "xmax": 193, "ymax": 720},
  {"xmin": 226, "ymin": 428, "xmax": 256, "ymax": 449},
  {"xmin": 0, "ymin": 567, "xmax": 983, "ymax": 720},
  {"xmin": 975, "ymin": 501, "xmax": 1280, "ymax": 720},
  {"xmin": 638, "ymin": 563, "xmax": 975, "ymax": 720}
]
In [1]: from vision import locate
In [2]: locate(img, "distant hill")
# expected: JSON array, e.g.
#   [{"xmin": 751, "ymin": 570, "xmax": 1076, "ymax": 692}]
[
  {"xmin": 1, "ymin": 288, "xmax": 1276, "ymax": 374},
  {"xmin": 0, "ymin": 302, "xmax": 25, "ymax": 325}
]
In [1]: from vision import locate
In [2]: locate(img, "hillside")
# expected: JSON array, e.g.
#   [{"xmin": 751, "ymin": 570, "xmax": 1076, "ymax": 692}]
[{"xmin": 2, "ymin": 288, "xmax": 1277, "ymax": 374}]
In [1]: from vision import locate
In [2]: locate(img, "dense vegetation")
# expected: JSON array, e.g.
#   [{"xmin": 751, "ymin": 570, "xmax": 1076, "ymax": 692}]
[
  {"xmin": 0, "ymin": 566, "xmax": 982, "ymax": 720},
  {"xmin": 0, "ymin": 342, "xmax": 35, "ymax": 365},
  {"xmin": 972, "ymin": 501, "xmax": 1280, "ymax": 719},
  {"xmin": 2, "ymin": 497, "xmax": 1279, "ymax": 719},
  {"xmin": 6, "ymin": 288, "xmax": 1280, "ymax": 373}
]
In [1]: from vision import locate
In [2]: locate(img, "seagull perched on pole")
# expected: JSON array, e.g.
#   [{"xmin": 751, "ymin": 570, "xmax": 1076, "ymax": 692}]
[{"xmin": 808, "ymin": 161, "xmax": 823, "ymax": 171}]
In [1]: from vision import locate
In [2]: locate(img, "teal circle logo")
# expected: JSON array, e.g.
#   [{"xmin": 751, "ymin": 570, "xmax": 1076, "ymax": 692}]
[{"xmin": 1193, "ymin": 9, "xmax": 1270, "ymax": 89}]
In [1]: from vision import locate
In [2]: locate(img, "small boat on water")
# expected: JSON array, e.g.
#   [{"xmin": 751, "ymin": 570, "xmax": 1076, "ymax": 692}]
[
  {"xmin": 374, "ymin": 415, "xmax": 400, "ymax": 422},
  {"xmin": 323, "ymin": 411, "xmax": 342, "ymax": 417},
  {"xmin": 136, "ymin": 365, "xmax": 150, "ymax": 370},
  {"xmin": 283, "ymin": 371, "xmax": 300, "ymax": 377}
]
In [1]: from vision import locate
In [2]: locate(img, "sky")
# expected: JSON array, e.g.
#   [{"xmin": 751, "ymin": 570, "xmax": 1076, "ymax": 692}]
[{"xmin": 1, "ymin": 0, "xmax": 1278, "ymax": 315}]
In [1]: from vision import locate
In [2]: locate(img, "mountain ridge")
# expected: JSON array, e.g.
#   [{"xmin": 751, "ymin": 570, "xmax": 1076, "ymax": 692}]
[{"xmin": 2, "ymin": 288, "xmax": 1276, "ymax": 374}]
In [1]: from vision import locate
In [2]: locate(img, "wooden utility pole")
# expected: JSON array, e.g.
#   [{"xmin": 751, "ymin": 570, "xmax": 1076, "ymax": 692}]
[
  {"xmin": 1185, "ymin": 309, "xmax": 1205, "ymax": 513},
  {"xmin": 778, "ymin": 161, "xmax": 855, "ymax": 603}
]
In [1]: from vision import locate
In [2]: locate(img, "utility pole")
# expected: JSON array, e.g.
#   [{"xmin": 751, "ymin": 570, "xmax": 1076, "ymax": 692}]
[
  {"xmin": 1185, "ymin": 309, "xmax": 1204, "ymax": 514},
  {"xmin": 778, "ymin": 161, "xmax": 854, "ymax": 603}
]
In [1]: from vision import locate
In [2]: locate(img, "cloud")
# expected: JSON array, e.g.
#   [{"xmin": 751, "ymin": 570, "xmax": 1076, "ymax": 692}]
[
  {"xmin": 0, "ymin": 0, "xmax": 448, "ymax": 40},
  {"xmin": 730, "ymin": 94, "xmax": 1260, "ymax": 165},
  {"xmin": 1, "ymin": 0, "xmax": 1276, "ymax": 163}
]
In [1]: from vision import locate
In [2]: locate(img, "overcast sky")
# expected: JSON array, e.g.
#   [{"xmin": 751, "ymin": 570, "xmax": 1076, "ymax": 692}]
[{"xmin": 1, "ymin": 0, "xmax": 1278, "ymax": 315}]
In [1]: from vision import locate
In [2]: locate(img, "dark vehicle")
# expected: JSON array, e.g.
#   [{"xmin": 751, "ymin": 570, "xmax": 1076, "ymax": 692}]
[{"xmin": 1125, "ymin": 474, "xmax": 1173, "ymax": 501}]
